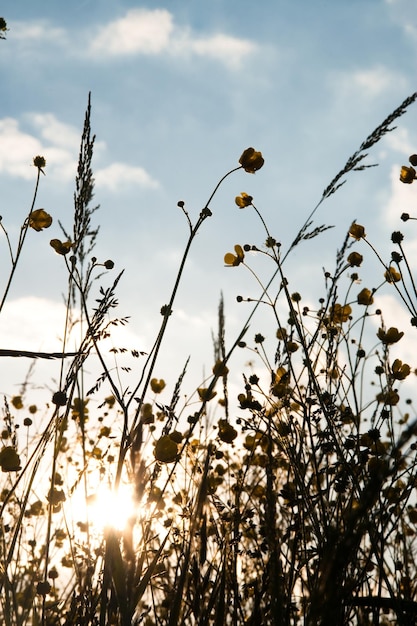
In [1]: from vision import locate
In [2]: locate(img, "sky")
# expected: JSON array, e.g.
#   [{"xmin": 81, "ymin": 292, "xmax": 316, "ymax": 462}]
[{"xmin": 0, "ymin": 0, "xmax": 416, "ymax": 409}]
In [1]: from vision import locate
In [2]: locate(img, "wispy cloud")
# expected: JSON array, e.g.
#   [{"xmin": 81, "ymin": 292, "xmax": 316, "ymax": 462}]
[
  {"xmin": 0, "ymin": 114, "xmax": 158, "ymax": 189},
  {"xmin": 88, "ymin": 8, "xmax": 257, "ymax": 69},
  {"xmin": 95, "ymin": 162, "xmax": 159, "ymax": 191},
  {"xmin": 0, "ymin": 115, "xmax": 78, "ymax": 180},
  {"xmin": 384, "ymin": 162, "xmax": 416, "ymax": 229},
  {"xmin": 8, "ymin": 10, "xmax": 257, "ymax": 70},
  {"xmin": 89, "ymin": 9, "xmax": 174, "ymax": 57},
  {"xmin": 331, "ymin": 65, "xmax": 407, "ymax": 100},
  {"xmin": 12, "ymin": 19, "xmax": 67, "ymax": 45}
]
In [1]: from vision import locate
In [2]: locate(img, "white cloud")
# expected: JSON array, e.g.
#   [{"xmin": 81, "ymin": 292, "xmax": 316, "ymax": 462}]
[
  {"xmin": 175, "ymin": 33, "xmax": 256, "ymax": 69},
  {"xmin": 89, "ymin": 9, "xmax": 174, "ymax": 56},
  {"xmin": 95, "ymin": 162, "xmax": 159, "ymax": 191},
  {"xmin": 88, "ymin": 8, "xmax": 256, "ymax": 69},
  {"xmin": 0, "ymin": 297, "xmax": 67, "ymax": 351},
  {"xmin": 383, "ymin": 127, "xmax": 415, "ymax": 155},
  {"xmin": 332, "ymin": 65, "xmax": 406, "ymax": 99},
  {"xmin": 0, "ymin": 118, "xmax": 45, "ymax": 179},
  {"xmin": 12, "ymin": 20, "xmax": 67, "ymax": 44},
  {"xmin": 27, "ymin": 113, "xmax": 82, "ymax": 152},
  {"xmin": 0, "ymin": 116, "xmax": 77, "ymax": 181},
  {"xmin": 384, "ymin": 164, "xmax": 416, "ymax": 228}
]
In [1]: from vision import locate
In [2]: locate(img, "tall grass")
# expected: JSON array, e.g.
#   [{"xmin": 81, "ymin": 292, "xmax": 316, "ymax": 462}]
[{"xmin": 0, "ymin": 36, "xmax": 417, "ymax": 623}]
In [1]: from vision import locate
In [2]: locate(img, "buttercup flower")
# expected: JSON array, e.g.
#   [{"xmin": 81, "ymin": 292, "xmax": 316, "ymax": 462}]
[
  {"xmin": 347, "ymin": 251, "xmax": 363, "ymax": 267},
  {"xmin": 50, "ymin": 239, "xmax": 73, "ymax": 255},
  {"xmin": 357, "ymin": 288, "xmax": 374, "ymax": 306},
  {"xmin": 235, "ymin": 192, "xmax": 253, "ymax": 208},
  {"xmin": 154, "ymin": 435, "xmax": 178, "ymax": 463},
  {"xmin": 239, "ymin": 147, "xmax": 264, "ymax": 173},
  {"xmin": 224, "ymin": 244, "xmax": 245, "ymax": 266},
  {"xmin": 377, "ymin": 327, "xmax": 404, "ymax": 344},
  {"xmin": 330, "ymin": 303, "xmax": 352, "ymax": 324},
  {"xmin": 218, "ymin": 419, "xmax": 238, "ymax": 443},
  {"xmin": 384, "ymin": 267, "xmax": 402, "ymax": 283},
  {"xmin": 0, "ymin": 446, "xmax": 21, "ymax": 472},
  {"xmin": 150, "ymin": 378, "xmax": 166, "ymax": 394},
  {"xmin": 400, "ymin": 166, "xmax": 416, "ymax": 184},
  {"xmin": 349, "ymin": 223, "xmax": 366, "ymax": 240},
  {"xmin": 391, "ymin": 358, "xmax": 410, "ymax": 380},
  {"xmin": 29, "ymin": 209, "xmax": 53, "ymax": 231},
  {"xmin": 409, "ymin": 154, "xmax": 417, "ymax": 166}
]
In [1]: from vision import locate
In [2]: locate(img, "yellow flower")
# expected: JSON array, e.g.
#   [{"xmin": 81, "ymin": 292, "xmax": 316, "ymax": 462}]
[
  {"xmin": 349, "ymin": 223, "xmax": 366, "ymax": 240},
  {"xmin": 377, "ymin": 327, "xmax": 404, "ymax": 344},
  {"xmin": 239, "ymin": 147, "xmax": 264, "ymax": 173},
  {"xmin": 347, "ymin": 251, "xmax": 363, "ymax": 267},
  {"xmin": 0, "ymin": 446, "xmax": 21, "ymax": 472},
  {"xmin": 391, "ymin": 359, "xmax": 410, "ymax": 380},
  {"xmin": 330, "ymin": 303, "xmax": 352, "ymax": 324},
  {"xmin": 154, "ymin": 435, "xmax": 179, "ymax": 463},
  {"xmin": 150, "ymin": 378, "xmax": 166, "ymax": 394},
  {"xmin": 400, "ymin": 165, "xmax": 416, "ymax": 184},
  {"xmin": 384, "ymin": 267, "xmax": 402, "ymax": 283},
  {"xmin": 11, "ymin": 395, "xmax": 23, "ymax": 409},
  {"xmin": 235, "ymin": 192, "xmax": 253, "ymax": 208},
  {"xmin": 224, "ymin": 244, "xmax": 245, "ymax": 266},
  {"xmin": 218, "ymin": 419, "xmax": 237, "ymax": 443},
  {"xmin": 197, "ymin": 387, "xmax": 217, "ymax": 402},
  {"xmin": 357, "ymin": 288, "xmax": 374, "ymax": 306},
  {"xmin": 29, "ymin": 209, "xmax": 52, "ymax": 231},
  {"xmin": 376, "ymin": 390, "xmax": 400, "ymax": 405},
  {"xmin": 50, "ymin": 239, "xmax": 73, "ymax": 255}
]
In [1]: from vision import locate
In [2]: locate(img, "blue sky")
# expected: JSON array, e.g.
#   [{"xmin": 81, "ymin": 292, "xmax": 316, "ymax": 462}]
[{"xmin": 0, "ymin": 0, "xmax": 416, "ymax": 401}]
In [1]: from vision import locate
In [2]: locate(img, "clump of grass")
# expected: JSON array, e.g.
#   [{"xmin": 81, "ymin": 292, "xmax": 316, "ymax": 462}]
[{"xmin": 0, "ymin": 76, "xmax": 416, "ymax": 626}]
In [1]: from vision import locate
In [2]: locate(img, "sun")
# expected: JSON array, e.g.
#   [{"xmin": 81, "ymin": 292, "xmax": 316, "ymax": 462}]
[{"xmin": 86, "ymin": 482, "xmax": 137, "ymax": 532}]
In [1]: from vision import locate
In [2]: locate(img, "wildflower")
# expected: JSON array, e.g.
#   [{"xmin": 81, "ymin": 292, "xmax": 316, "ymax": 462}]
[
  {"xmin": 50, "ymin": 239, "xmax": 73, "ymax": 255},
  {"xmin": 349, "ymin": 223, "xmax": 366, "ymax": 240},
  {"xmin": 154, "ymin": 435, "xmax": 178, "ymax": 463},
  {"xmin": 391, "ymin": 231, "xmax": 404, "ymax": 244},
  {"xmin": 409, "ymin": 154, "xmax": 417, "ymax": 166},
  {"xmin": 0, "ymin": 446, "xmax": 21, "ymax": 472},
  {"xmin": 330, "ymin": 303, "xmax": 352, "ymax": 324},
  {"xmin": 52, "ymin": 391, "xmax": 67, "ymax": 406},
  {"xmin": 36, "ymin": 581, "xmax": 51, "ymax": 596},
  {"xmin": 384, "ymin": 266, "xmax": 402, "ymax": 283},
  {"xmin": 11, "ymin": 395, "xmax": 23, "ymax": 409},
  {"xmin": 391, "ymin": 359, "xmax": 411, "ymax": 380},
  {"xmin": 218, "ymin": 419, "xmax": 238, "ymax": 443},
  {"xmin": 235, "ymin": 192, "xmax": 253, "ymax": 208},
  {"xmin": 376, "ymin": 390, "xmax": 400, "ymax": 406},
  {"xmin": 377, "ymin": 327, "xmax": 404, "ymax": 344},
  {"xmin": 212, "ymin": 360, "xmax": 229, "ymax": 376},
  {"xmin": 150, "ymin": 378, "xmax": 166, "ymax": 393},
  {"xmin": 400, "ymin": 165, "xmax": 416, "ymax": 184},
  {"xmin": 29, "ymin": 209, "xmax": 52, "ymax": 231},
  {"xmin": 224, "ymin": 244, "xmax": 245, "ymax": 266},
  {"xmin": 33, "ymin": 155, "xmax": 46, "ymax": 174},
  {"xmin": 198, "ymin": 387, "xmax": 217, "ymax": 402},
  {"xmin": 0, "ymin": 18, "xmax": 8, "ymax": 38},
  {"xmin": 239, "ymin": 147, "xmax": 264, "ymax": 173},
  {"xmin": 347, "ymin": 251, "xmax": 363, "ymax": 267},
  {"xmin": 357, "ymin": 288, "xmax": 374, "ymax": 306}
]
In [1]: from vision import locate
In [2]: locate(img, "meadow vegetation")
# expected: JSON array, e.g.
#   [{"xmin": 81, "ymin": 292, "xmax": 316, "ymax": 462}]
[{"xmin": 2, "ymin": 16, "xmax": 417, "ymax": 626}]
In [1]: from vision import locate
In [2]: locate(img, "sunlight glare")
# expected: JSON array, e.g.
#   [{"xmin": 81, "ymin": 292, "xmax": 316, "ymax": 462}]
[{"xmin": 87, "ymin": 483, "xmax": 137, "ymax": 532}]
